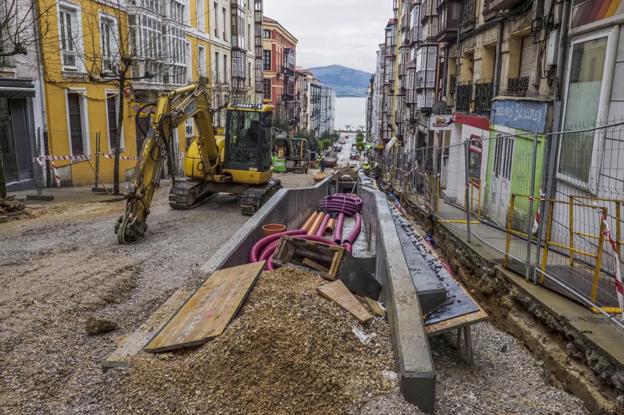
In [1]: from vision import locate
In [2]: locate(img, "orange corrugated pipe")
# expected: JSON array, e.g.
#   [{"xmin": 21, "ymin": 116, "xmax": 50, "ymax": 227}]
[
  {"xmin": 301, "ymin": 211, "xmax": 319, "ymax": 232},
  {"xmin": 325, "ymin": 218, "xmax": 336, "ymax": 236},
  {"xmin": 308, "ymin": 212, "xmax": 326, "ymax": 235}
]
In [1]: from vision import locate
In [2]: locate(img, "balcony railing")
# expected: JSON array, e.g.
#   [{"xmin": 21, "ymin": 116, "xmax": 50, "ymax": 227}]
[
  {"xmin": 456, "ymin": 82, "xmax": 472, "ymax": 112},
  {"xmin": 474, "ymin": 80, "xmax": 493, "ymax": 116},
  {"xmin": 506, "ymin": 76, "xmax": 529, "ymax": 96},
  {"xmin": 462, "ymin": 0, "xmax": 476, "ymax": 31}
]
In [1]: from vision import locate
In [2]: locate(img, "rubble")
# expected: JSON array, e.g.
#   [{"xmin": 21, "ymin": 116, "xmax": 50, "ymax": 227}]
[
  {"xmin": 0, "ymin": 195, "xmax": 27, "ymax": 222},
  {"xmin": 85, "ymin": 318, "xmax": 117, "ymax": 336},
  {"xmin": 113, "ymin": 267, "xmax": 414, "ymax": 414}
]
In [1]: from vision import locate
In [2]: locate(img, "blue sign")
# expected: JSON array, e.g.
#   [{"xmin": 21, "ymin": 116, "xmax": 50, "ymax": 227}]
[{"xmin": 491, "ymin": 99, "xmax": 549, "ymax": 133}]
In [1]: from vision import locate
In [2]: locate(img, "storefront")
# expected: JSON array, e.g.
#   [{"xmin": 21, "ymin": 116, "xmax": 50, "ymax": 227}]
[{"xmin": 0, "ymin": 79, "xmax": 38, "ymax": 191}]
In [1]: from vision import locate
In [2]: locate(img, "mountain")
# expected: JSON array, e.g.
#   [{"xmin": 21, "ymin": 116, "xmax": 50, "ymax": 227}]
[{"xmin": 307, "ymin": 65, "xmax": 372, "ymax": 97}]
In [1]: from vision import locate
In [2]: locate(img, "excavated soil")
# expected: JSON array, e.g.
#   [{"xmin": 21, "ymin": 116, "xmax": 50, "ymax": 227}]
[{"xmin": 113, "ymin": 267, "xmax": 418, "ymax": 415}]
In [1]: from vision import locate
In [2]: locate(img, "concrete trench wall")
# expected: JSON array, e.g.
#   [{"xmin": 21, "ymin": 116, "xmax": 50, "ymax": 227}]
[{"xmin": 200, "ymin": 178, "xmax": 437, "ymax": 414}]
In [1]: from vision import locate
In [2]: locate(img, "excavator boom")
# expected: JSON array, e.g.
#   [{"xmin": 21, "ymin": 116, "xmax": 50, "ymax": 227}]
[{"xmin": 115, "ymin": 82, "xmax": 217, "ymax": 244}]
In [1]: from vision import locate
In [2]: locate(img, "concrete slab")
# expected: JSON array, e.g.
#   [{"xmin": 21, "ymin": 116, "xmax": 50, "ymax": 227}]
[{"xmin": 359, "ymin": 186, "xmax": 436, "ymax": 414}]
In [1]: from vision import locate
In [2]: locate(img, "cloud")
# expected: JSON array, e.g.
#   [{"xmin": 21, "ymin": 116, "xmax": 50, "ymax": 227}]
[{"xmin": 262, "ymin": 0, "xmax": 391, "ymax": 73}]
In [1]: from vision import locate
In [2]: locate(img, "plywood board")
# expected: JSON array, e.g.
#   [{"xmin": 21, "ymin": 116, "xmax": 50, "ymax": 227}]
[
  {"xmin": 426, "ymin": 309, "xmax": 488, "ymax": 336},
  {"xmin": 102, "ymin": 287, "xmax": 192, "ymax": 369},
  {"xmin": 146, "ymin": 261, "xmax": 265, "ymax": 353},
  {"xmin": 318, "ymin": 280, "xmax": 372, "ymax": 324}
]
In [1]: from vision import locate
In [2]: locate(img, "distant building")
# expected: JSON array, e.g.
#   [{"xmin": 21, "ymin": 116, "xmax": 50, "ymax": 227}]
[
  {"xmin": 294, "ymin": 68, "xmax": 334, "ymax": 138},
  {"xmin": 261, "ymin": 16, "xmax": 298, "ymax": 127}
]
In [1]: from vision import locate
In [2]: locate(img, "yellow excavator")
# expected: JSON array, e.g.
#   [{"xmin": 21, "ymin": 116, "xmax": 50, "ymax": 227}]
[{"xmin": 115, "ymin": 82, "xmax": 280, "ymax": 244}]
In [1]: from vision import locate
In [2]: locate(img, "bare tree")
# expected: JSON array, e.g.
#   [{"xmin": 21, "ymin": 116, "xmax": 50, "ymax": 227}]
[
  {"xmin": 38, "ymin": 0, "xmax": 194, "ymax": 194},
  {"xmin": 0, "ymin": 0, "xmax": 54, "ymax": 59}
]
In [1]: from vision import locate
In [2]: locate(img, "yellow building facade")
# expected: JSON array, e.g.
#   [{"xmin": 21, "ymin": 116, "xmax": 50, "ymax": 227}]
[{"xmin": 38, "ymin": 0, "xmax": 213, "ymax": 187}]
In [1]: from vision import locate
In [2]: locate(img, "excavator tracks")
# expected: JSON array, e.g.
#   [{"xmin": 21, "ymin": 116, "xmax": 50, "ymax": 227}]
[
  {"xmin": 240, "ymin": 179, "xmax": 282, "ymax": 216},
  {"xmin": 168, "ymin": 180, "xmax": 214, "ymax": 210}
]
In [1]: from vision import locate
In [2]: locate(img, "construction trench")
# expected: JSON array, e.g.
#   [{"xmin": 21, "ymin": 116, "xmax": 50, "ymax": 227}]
[{"xmin": 0, "ymin": 170, "xmax": 605, "ymax": 414}]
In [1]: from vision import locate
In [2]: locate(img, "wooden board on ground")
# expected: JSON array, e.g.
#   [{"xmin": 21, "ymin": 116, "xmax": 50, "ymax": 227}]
[
  {"xmin": 364, "ymin": 297, "xmax": 386, "ymax": 317},
  {"xmin": 318, "ymin": 280, "xmax": 372, "ymax": 324},
  {"xmin": 145, "ymin": 261, "xmax": 265, "ymax": 353},
  {"xmin": 102, "ymin": 287, "xmax": 192, "ymax": 369},
  {"xmin": 426, "ymin": 309, "xmax": 488, "ymax": 336},
  {"xmin": 273, "ymin": 236, "xmax": 345, "ymax": 281}
]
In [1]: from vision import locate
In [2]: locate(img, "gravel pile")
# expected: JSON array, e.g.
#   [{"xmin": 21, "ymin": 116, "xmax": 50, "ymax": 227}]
[
  {"xmin": 113, "ymin": 267, "xmax": 418, "ymax": 415},
  {"xmin": 432, "ymin": 322, "xmax": 587, "ymax": 415}
]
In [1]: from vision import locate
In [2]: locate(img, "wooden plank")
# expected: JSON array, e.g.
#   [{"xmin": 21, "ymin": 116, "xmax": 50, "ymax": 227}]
[
  {"xmin": 425, "ymin": 309, "xmax": 488, "ymax": 336},
  {"xmin": 102, "ymin": 287, "xmax": 192, "ymax": 369},
  {"xmin": 302, "ymin": 257, "xmax": 330, "ymax": 273},
  {"xmin": 318, "ymin": 280, "xmax": 372, "ymax": 324},
  {"xmin": 145, "ymin": 261, "xmax": 265, "ymax": 353},
  {"xmin": 365, "ymin": 297, "xmax": 386, "ymax": 317}
]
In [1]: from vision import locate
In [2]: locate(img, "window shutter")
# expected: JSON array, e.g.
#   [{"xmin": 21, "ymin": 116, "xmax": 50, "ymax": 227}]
[{"xmin": 519, "ymin": 36, "xmax": 536, "ymax": 78}]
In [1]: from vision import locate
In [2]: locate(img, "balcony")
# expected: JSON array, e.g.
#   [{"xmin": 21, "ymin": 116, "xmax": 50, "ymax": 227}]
[
  {"xmin": 461, "ymin": 0, "xmax": 476, "ymax": 32},
  {"xmin": 486, "ymin": 0, "xmax": 525, "ymax": 11},
  {"xmin": 474, "ymin": 80, "xmax": 493, "ymax": 116},
  {"xmin": 436, "ymin": 0, "xmax": 461, "ymax": 42},
  {"xmin": 482, "ymin": 0, "xmax": 501, "ymax": 20},
  {"xmin": 456, "ymin": 82, "xmax": 472, "ymax": 112},
  {"xmin": 505, "ymin": 76, "xmax": 529, "ymax": 96}
]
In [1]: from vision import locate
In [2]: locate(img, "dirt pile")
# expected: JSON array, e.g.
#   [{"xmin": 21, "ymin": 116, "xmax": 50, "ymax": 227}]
[{"xmin": 115, "ymin": 267, "xmax": 414, "ymax": 415}]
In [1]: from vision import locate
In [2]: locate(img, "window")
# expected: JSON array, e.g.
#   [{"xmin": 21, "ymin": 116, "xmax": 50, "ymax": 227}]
[
  {"xmin": 59, "ymin": 5, "xmax": 81, "ymax": 71},
  {"xmin": 263, "ymin": 78, "xmax": 271, "ymax": 99},
  {"xmin": 198, "ymin": 45, "xmax": 206, "ymax": 77},
  {"xmin": 263, "ymin": 49, "xmax": 271, "ymax": 71},
  {"xmin": 170, "ymin": 0, "xmax": 185, "ymax": 23},
  {"xmin": 558, "ymin": 28, "xmax": 617, "ymax": 188},
  {"xmin": 213, "ymin": 2, "xmax": 218, "ymax": 37},
  {"xmin": 100, "ymin": 15, "xmax": 118, "ymax": 73},
  {"xmin": 263, "ymin": 29, "xmax": 271, "ymax": 39},
  {"xmin": 196, "ymin": 0, "xmax": 205, "ymax": 32},
  {"xmin": 106, "ymin": 93, "xmax": 122, "ymax": 150},
  {"xmin": 215, "ymin": 51, "xmax": 220, "ymax": 82},
  {"xmin": 223, "ymin": 53, "xmax": 228, "ymax": 82},
  {"xmin": 67, "ymin": 92, "xmax": 86, "ymax": 155},
  {"xmin": 222, "ymin": 7, "xmax": 227, "ymax": 40}
]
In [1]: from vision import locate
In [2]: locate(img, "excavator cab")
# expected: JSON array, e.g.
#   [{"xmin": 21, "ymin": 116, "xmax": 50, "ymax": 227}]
[{"xmin": 224, "ymin": 104, "xmax": 273, "ymax": 180}]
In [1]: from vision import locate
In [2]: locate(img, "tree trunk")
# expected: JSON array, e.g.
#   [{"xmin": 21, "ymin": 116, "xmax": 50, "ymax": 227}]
[
  {"xmin": 0, "ymin": 149, "xmax": 6, "ymax": 199},
  {"xmin": 113, "ymin": 78, "xmax": 125, "ymax": 195}
]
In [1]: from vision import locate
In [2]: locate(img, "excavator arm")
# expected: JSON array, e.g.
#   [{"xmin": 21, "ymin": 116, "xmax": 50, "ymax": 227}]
[{"xmin": 115, "ymin": 82, "xmax": 217, "ymax": 244}]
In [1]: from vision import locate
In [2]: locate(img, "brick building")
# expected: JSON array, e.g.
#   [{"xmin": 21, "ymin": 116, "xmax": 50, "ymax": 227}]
[{"xmin": 261, "ymin": 16, "xmax": 298, "ymax": 127}]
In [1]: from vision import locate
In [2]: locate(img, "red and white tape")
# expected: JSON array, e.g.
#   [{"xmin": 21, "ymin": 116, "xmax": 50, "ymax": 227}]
[
  {"xmin": 600, "ymin": 210, "xmax": 624, "ymax": 320},
  {"xmin": 35, "ymin": 152, "xmax": 139, "ymax": 164}
]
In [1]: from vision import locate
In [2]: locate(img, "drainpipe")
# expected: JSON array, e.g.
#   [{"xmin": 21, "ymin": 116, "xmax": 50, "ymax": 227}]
[
  {"xmin": 532, "ymin": 0, "xmax": 546, "ymax": 91},
  {"xmin": 555, "ymin": 0, "xmax": 572, "ymax": 108},
  {"xmin": 493, "ymin": 21, "xmax": 504, "ymax": 97},
  {"xmin": 33, "ymin": 0, "xmax": 50, "ymax": 186}
]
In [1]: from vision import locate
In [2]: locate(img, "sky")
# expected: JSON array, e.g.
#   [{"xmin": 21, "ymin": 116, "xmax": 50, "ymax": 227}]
[{"xmin": 262, "ymin": 0, "xmax": 392, "ymax": 74}]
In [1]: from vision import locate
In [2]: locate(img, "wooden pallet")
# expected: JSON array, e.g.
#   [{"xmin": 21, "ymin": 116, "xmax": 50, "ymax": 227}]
[{"xmin": 273, "ymin": 237, "xmax": 345, "ymax": 280}]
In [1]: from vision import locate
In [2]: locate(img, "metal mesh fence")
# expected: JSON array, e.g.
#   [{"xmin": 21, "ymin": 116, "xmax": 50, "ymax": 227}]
[{"xmin": 379, "ymin": 120, "xmax": 624, "ymax": 329}]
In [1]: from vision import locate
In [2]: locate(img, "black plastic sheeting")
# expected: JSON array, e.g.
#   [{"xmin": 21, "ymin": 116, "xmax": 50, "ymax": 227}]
[{"xmin": 390, "ymin": 204, "xmax": 480, "ymax": 326}]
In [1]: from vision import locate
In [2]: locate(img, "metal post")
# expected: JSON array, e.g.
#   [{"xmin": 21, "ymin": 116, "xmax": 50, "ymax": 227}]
[
  {"xmin": 94, "ymin": 133, "xmax": 100, "ymax": 190},
  {"xmin": 593, "ymin": 209, "xmax": 607, "ymax": 302},
  {"xmin": 504, "ymin": 194, "xmax": 516, "ymax": 268},
  {"xmin": 464, "ymin": 139, "xmax": 472, "ymax": 242},
  {"xmin": 432, "ymin": 134, "xmax": 439, "ymax": 221},
  {"xmin": 526, "ymin": 131, "xmax": 539, "ymax": 280}
]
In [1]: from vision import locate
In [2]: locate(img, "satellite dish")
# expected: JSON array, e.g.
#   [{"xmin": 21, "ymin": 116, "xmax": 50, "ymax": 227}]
[{"xmin": 432, "ymin": 100, "xmax": 448, "ymax": 115}]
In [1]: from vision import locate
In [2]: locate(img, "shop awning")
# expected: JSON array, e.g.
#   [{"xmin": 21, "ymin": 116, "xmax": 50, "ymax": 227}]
[{"xmin": 0, "ymin": 79, "xmax": 35, "ymax": 98}]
